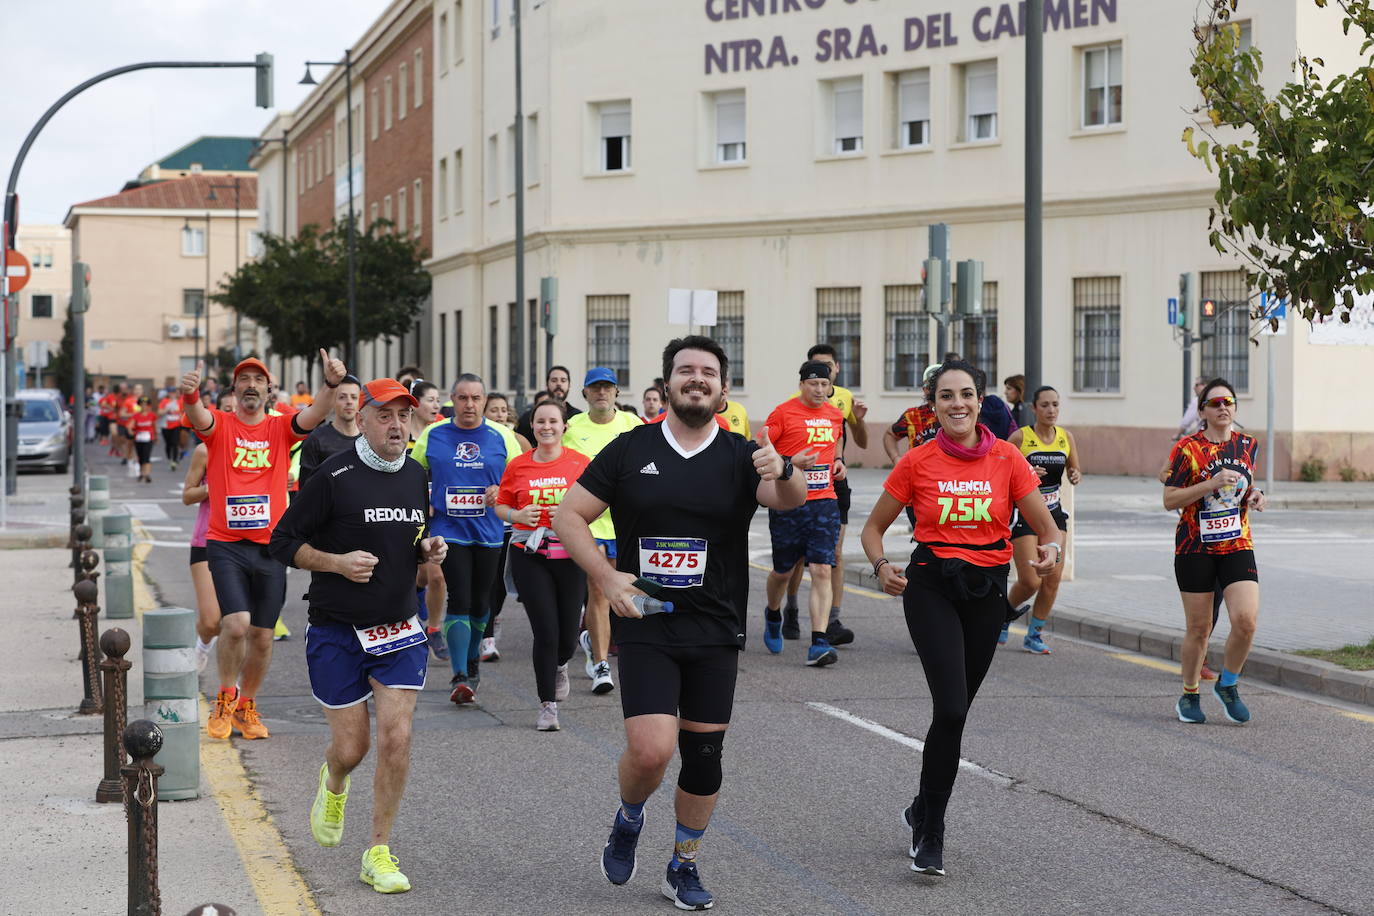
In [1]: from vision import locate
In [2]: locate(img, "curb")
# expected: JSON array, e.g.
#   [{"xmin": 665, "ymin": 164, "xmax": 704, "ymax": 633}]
[
  {"xmin": 841, "ymin": 565, "xmax": 1373, "ymax": 709},
  {"xmin": 0, "ymin": 530, "xmax": 68, "ymax": 550}
]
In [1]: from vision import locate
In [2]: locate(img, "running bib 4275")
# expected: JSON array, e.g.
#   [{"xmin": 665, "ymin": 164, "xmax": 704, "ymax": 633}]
[
  {"xmin": 226, "ymin": 494, "xmax": 270, "ymax": 530},
  {"xmin": 445, "ymin": 486, "xmax": 486, "ymax": 518},
  {"xmin": 1199, "ymin": 507, "xmax": 1241, "ymax": 543},
  {"xmin": 639, "ymin": 537, "xmax": 707, "ymax": 588},
  {"xmin": 354, "ymin": 615, "xmax": 426, "ymax": 656},
  {"xmin": 804, "ymin": 466, "xmax": 831, "ymax": 491}
]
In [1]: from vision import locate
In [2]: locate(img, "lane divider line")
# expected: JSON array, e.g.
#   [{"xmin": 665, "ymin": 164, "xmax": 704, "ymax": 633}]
[
  {"xmin": 806, "ymin": 701, "xmax": 1013, "ymax": 788},
  {"xmin": 130, "ymin": 520, "xmax": 155, "ymax": 618},
  {"xmin": 1109, "ymin": 652, "xmax": 1181, "ymax": 675},
  {"xmin": 1341, "ymin": 710, "xmax": 1374, "ymax": 725},
  {"xmin": 198, "ymin": 696, "xmax": 323, "ymax": 916}
]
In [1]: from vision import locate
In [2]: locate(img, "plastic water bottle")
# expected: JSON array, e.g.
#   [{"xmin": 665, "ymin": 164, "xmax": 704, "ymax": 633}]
[{"xmin": 631, "ymin": 595, "xmax": 674, "ymax": 616}]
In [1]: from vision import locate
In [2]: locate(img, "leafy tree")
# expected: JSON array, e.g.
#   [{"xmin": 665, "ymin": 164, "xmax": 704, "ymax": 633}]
[
  {"xmin": 46, "ymin": 309, "xmax": 76, "ymax": 400},
  {"xmin": 1186, "ymin": 0, "xmax": 1374, "ymax": 324},
  {"xmin": 212, "ymin": 219, "xmax": 431, "ymax": 366}
]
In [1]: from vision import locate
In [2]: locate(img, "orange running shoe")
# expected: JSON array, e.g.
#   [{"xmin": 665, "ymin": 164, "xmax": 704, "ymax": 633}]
[
  {"xmin": 232, "ymin": 698, "xmax": 270, "ymax": 740},
  {"xmin": 1200, "ymin": 664, "xmax": 1220, "ymax": 681},
  {"xmin": 207, "ymin": 688, "xmax": 236, "ymax": 739}
]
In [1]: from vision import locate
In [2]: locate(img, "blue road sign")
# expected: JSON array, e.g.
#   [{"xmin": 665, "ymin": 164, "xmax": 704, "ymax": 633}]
[{"xmin": 1167, "ymin": 297, "xmax": 1178, "ymax": 325}]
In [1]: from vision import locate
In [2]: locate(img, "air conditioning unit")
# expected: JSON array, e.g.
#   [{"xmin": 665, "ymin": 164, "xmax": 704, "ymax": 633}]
[{"xmin": 167, "ymin": 321, "xmax": 188, "ymax": 339}]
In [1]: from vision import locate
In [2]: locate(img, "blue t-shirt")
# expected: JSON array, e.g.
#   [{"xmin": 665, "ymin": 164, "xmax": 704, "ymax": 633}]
[{"xmin": 411, "ymin": 419, "xmax": 515, "ymax": 547}]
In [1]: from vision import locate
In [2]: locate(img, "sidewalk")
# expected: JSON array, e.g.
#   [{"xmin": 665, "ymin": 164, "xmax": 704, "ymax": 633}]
[{"xmin": 0, "ymin": 468, "xmax": 76, "ymax": 548}]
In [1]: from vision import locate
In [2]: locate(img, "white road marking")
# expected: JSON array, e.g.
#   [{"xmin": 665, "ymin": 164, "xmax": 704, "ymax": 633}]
[
  {"xmin": 148, "ymin": 540, "xmax": 191, "ymax": 549},
  {"xmin": 138, "ymin": 525, "xmax": 183, "ymax": 532},
  {"xmin": 121, "ymin": 502, "xmax": 169, "ymax": 520},
  {"xmin": 806, "ymin": 702, "xmax": 1013, "ymax": 788}
]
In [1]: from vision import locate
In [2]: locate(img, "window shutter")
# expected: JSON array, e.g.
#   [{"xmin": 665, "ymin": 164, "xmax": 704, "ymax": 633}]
[
  {"xmin": 716, "ymin": 91, "xmax": 746, "ymax": 145},
  {"xmin": 898, "ymin": 71, "xmax": 930, "ymax": 123},
  {"xmin": 966, "ymin": 61, "xmax": 997, "ymax": 117},
  {"xmin": 600, "ymin": 102, "xmax": 631, "ymax": 139},
  {"xmin": 833, "ymin": 79, "xmax": 863, "ymax": 140}
]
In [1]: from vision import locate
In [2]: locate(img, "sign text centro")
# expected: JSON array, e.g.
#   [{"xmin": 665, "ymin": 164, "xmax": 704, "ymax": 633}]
[{"xmin": 704, "ymin": 0, "xmax": 1119, "ymax": 75}]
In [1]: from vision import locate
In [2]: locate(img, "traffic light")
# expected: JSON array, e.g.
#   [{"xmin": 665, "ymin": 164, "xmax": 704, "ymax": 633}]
[
  {"xmin": 1177, "ymin": 272, "xmax": 1195, "ymax": 328},
  {"xmin": 955, "ymin": 260, "xmax": 984, "ymax": 316},
  {"xmin": 539, "ymin": 276, "xmax": 557, "ymax": 335},
  {"xmin": 1200, "ymin": 298, "xmax": 1218, "ymax": 338},
  {"xmin": 255, "ymin": 53, "xmax": 274, "ymax": 109},
  {"xmin": 72, "ymin": 261, "xmax": 91, "ymax": 313}
]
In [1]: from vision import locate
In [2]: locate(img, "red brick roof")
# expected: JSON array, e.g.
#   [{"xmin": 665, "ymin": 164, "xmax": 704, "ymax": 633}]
[{"xmin": 72, "ymin": 174, "xmax": 258, "ymax": 211}]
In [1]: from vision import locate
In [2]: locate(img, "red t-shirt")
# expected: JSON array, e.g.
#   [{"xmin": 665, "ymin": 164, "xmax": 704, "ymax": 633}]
[
  {"xmin": 199, "ymin": 412, "xmax": 304, "ymax": 544},
  {"xmin": 891, "ymin": 403, "xmax": 939, "ymax": 448},
  {"xmin": 496, "ymin": 448, "xmax": 591, "ymax": 531},
  {"xmin": 99, "ymin": 394, "xmax": 118, "ymax": 419},
  {"xmin": 1165, "ymin": 431, "xmax": 1257, "ymax": 555},
  {"xmin": 119, "ymin": 397, "xmax": 139, "ymax": 429},
  {"xmin": 883, "ymin": 438, "xmax": 1040, "ymax": 566},
  {"xmin": 131, "ymin": 411, "xmax": 158, "ymax": 441},
  {"xmin": 763, "ymin": 397, "xmax": 845, "ymax": 501},
  {"xmin": 158, "ymin": 397, "xmax": 182, "ymax": 430},
  {"xmin": 646, "ymin": 412, "xmax": 730, "ymax": 431}
]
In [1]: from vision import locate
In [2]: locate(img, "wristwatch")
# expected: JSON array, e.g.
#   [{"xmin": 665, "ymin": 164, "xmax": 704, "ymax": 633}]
[{"xmin": 777, "ymin": 456, "xmax": 794, "ymax": 482}]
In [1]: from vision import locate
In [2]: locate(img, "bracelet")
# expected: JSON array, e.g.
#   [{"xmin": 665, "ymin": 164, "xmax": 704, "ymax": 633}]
[
  {"xmin": 873, "ymin": 557, "xmax": 890, "ymax": 575},
  {"xmin": 324, "ymin": 378, "xmax": 340, "ymax": 389}
]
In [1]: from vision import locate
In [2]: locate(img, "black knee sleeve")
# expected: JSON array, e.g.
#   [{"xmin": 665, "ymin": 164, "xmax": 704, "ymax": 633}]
[{"xmin": 677, "ymin": 729, "xmax": 725, "ymax": 797}]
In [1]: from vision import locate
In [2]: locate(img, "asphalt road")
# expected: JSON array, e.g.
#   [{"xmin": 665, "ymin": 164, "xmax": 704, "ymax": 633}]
[{"xmin": 110, "ymin": 451, "xmax": 1374, "ymax": 916}]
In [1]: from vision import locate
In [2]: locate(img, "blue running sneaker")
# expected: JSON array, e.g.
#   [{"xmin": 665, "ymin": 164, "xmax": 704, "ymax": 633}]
[
  {"xmin": 1176, "ymin": 693, "xmax": 1206, "ymax": 724},
  {"xmin": 662, "ymin": 861, "xmax": 714, "ymax": 910},
  {"xmin": 910, "ymin": 834, "xmax": 945, "ymax": 876},
  {"xmin": 996, "ymin": 624, "xmax": 1009, "ymax": 646},
  {"xmin": 427, "ymin": 628, "xmax": 449, "ymax": 662},
  {"xmin": 600, "ymin": 810, "xmax": 643, "ymax": 886},
  {"xmin": 1023, "ymin": 632, "xmax": 1051, "ymax": 655},
  {"xmin": 763, "ymin": 616, "xmax": 783, "ymax": 654},
  {"xmin": 1213, "ymin": 683, "xmax": 1251, "ymax": 724},
  {"xmin": 806, "ymin": 639, "xmax": 838, "ymax": 667}
]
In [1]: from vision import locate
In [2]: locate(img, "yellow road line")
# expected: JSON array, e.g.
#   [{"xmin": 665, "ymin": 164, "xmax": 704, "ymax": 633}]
[
  {"xmin": 1341, "ymin": 710, "xmax": 1374, "ymax": 725},
  {"xmin": 1110, "ymin": 652, "xmax": 1180, "ymax": 674},
  {"xmin": 199, "ymin": 696, "xmax": 322, "ymax": 916},
  {"xmin": 131, "ymin": 521, "xmax": 154, "ymax": 617},
  {"xmin": 747, "ymin": 561, "xmax": 890, "ymax": 599}
]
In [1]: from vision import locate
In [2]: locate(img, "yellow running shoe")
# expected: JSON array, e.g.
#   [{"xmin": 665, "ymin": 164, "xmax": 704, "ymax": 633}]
[
  {"xmin": 273, "ymin": 617, "xmax": 291, "ymax": 641},
  {"xmin": 360, "ymin": 845, "xmax": 411, "ymax": 894},
  {"xmin": 231, "ymin": 698, "xmax": 270, "ymax": 740},
  {"xmin": 309, "ymin": 762, "xmax": 348, "ymax": 847},
  {"xmin": 206, "ymin": 688, "xmax": 236, "ymax": 740}
]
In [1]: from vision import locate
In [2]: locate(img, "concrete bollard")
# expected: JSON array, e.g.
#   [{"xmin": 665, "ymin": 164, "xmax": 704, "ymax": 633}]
[
  {"xmin": 143, "ymin": 607, "xmax": 199, "ymax": 801},
  {"xmin": 88, "ymin": 475, "xmax": 110, "ymax": 547},
  {"xmin": 103, "ymin": 509, "xmax": 135, "ymax": 620}
]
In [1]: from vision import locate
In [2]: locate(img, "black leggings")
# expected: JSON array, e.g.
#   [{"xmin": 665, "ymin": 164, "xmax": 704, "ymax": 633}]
[
  {"xmin": 489, "ymin": 529, "xmax": 513, "ymax": 630},
  {"xmin": 162, "ymin": 427, "xmax": 180, "ymax": 462},
  {"xmin": 134, "ymin": 439, "xmax": 154, "ymax": 465},
  {"xmin": 509, "ymin": 548, "xmax": 585, "ymax": 702},
  {"xmin": 902, "ymin": 561, "xmax": 1008, "ymax": 808},
  {"xmin": 439, "ymin": 543, "xmax": 501, "ymax": 676}
]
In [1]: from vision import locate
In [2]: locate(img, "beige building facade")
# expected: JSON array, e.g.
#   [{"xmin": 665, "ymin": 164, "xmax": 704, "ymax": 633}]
[{"xmin": 12, "ymin": 224, "xmax": 72, "ymax": 388}]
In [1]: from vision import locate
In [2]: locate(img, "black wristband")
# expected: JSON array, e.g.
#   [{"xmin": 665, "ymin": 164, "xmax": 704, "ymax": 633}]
[{"xmin": 325, "ymin": 379, "xmax": 340, "ymax": 389}]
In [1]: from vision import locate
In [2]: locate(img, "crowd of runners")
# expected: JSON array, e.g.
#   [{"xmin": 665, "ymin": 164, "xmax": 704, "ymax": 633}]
[{"xmin": 129, "ymin": 329, "xmax": 1264, "ymax": 905}]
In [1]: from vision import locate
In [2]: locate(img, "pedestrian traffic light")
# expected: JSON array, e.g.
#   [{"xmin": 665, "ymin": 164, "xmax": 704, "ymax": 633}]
[
  {"xmin": 539, "ymin": 276, "xmax": 557, "ymax": 335},
  {"xmin": 72, "ymin": 261, "xmax": 92, "ymax": 313},
  {"xmin": 1200, "ymin": 298, "xmax": 1218, "ymax": 338},
  {"xmin": 255, "ymin": 53, "xmax": 274, "ymax": 109}
]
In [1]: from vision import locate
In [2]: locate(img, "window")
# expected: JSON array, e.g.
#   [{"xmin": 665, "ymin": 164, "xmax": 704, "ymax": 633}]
[
  {"xmin": 306, "ymin": 148, "xmax": 313, "ymax": 188},
  {"xmin": 384, "ymin": 194, "xmax": 393, "ymax": 224},
  {"xmin": 370, "ymin": 89, "xmax": 379, "ymax": 140},
  {"xmin": 182, "ymin": 288, "xmax": 205, "ymax": 317},
  {"xmin": 491, "ymin": 0, "xmax": 500, "ymax": 35},
  {"xmin": 398, "ymin": 64, "xmax": 408, "ymax": 118},
  {"xmin": 455, "ymin": 1, "xmax": 465, "ymax": 62},
  {"xmin": 526, "ymin": 113, "xmax": 540, "ymax": 183},
  {"xmin": 488, "ymin": 304, "xmax": 499, "ymax": 382},
  {"xmin": 507, "ymin": 301, "xmax": 521, "ymax": 389},
  {"xmin": 414, "ymin": 49, "xmax": 423, "ymax": 107},
  {"xmin": 1236, "ymin": 20, "xmax": 1253, "ymax": 51},
  {"xmin": 181, "ymin": 226, "xmax": 205, "ymax": 256},
  {"xmin": 454, "ymin": 148, "xmax": 464, "ymax": 211},
  {"xmin": 398, "ymin": 186, "xmax": 408, "ymax": 230},
  {"xmin": 413, "ymin": 179, "xmax": 422, "ymax": 234},
  {"xmin": 962, "ymin": 60, "xmax": 998, "ymax": 141},
  {"xmin": 815, "ymin": 287, "xmax": 861, "ymax": 389},
  {"xmin": 440, "ymin": 12, "xmax": 449, "ymax": 71},
  {"xmin": 714, "ymin": 90, "xmax": 746, "ymax": 163},
  {"xmin": 598, "ymin": 101, "xmax": 632, "ymax": 171},
  {"xmin": 247, "ymin": 229, "xmax": 265, "ymax": 259},
  {"xmin": 30, "ymin": 294, "xmax": 53, "ymax": 319},
  {"xmin": 487, "ymin": 134, "xmax": 500, "ymax": 201},
  {"xmin": 384, "ymin": 76, "xmax": 393, "ymax": 130},
  {"xmin": 831, "ymin": 78, "xmax": 864, "ymax": 153},
  {"xmin": 297, "ymin": 153, "xmax": 304, "ymax": 193},
  {"xmin": 715, "ymin": 291, "xmax": 746, "ymax": 389},
  {"xmin": 506, "ymin": 123, "xmax": 517, "ymax": 194},
  {"xmin": 44, "ymin": 249, "xmax": 53, "ymax": 268},
  {"xmin": 528, "ymin": 297, "xmax": 540, "ymax": 390},
  {"xmin": 325, "ymin": 131, "xmax": 333, "ymax": 173},
  {"xmin": 951, "ymin": 282, "xmax": 999, "ymax": 377},
  {"xmin": 353, "ymin": 104, "xmax": 362, "ymax": 149},
  {"xmin": 1072, "ymin": 277, "xmax": 1121, "ymax": 392},
  {"xmin": 370, "ymin": 201, "xmax": 379, "ymax": 229},
  {"xmin": 1083, "ymin": 43, "xmax": 1123, "ymax": 127},
  {"xmin": 440, "ymin": 312, "xmax": 448, "ymax": 383},
  {"xmin": 438, "ymin": 157, "xmax": 449, "ymax": 220},
  {"xmin": 337, "ymin": 118, "xmax": 345, "ymax": 161},
  {"xmin": 586, "ymin": 294, "xmax": 630, "ymax": 387},
  {"xmin": 884, "ymin": 285, "xmax": 929, "ymax": 389},
  {"xmin": 897, "ymin": 69, "xmax": 931, "ymax": 148},
  {"xmin": 1201, "ymin": 269, "xmax": 1250, "ymax": 391}
]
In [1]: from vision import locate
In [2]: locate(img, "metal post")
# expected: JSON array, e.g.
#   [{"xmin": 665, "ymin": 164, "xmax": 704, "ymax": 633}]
[
  {"xmin": 1266, "ymin": 334, "xmax": 1275, "ymax": 491},
  {"xmin": 204, "ymin": 212, "xmax": 211, "ymax": 370},
  {"xmin": 345, "ymin": 49, "xmax": 357, "ymax": 368},
  {"xmin": 73, "ymin": 577, "xmax": 102, "ymax": 714},
  {"xmin": 1024, "ymin": 0, "xmax": 1044, "ymax": 395},
  {"xmin": 121, "ymin": 720, "xmax": 164, "ymax": 916},
  {"xmin": 1182, "ymin": 327, "xmax": 1193, "ymax": 414},
  {"xmin": 72, "ymin": 274, "xmax": 85, "ymax": 494},
  {"xmin": 97, "ymin": 627, "xmax": 132, "ymax": 803},
  {"xmin": 928, "ymin": 224, "xmax": 950, "ymax": 358},
  {"xmin": 513, "ymin": 0, "xmax": 527, "ymax": 411}
]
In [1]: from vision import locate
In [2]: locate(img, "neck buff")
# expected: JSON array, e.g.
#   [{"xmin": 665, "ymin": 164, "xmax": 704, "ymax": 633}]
[
  {"xmin": 355, "ymin": 434, "xmax": 406, "ymax": 473},
  {"xmin": 936, "ymin": 423, "xmax": 996, "ymax": 460}
]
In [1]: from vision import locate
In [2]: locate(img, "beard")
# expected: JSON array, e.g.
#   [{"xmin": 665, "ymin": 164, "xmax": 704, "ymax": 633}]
[{"xmin": 667, "ymin": 386, "xmax": 716, "ymax": 428}]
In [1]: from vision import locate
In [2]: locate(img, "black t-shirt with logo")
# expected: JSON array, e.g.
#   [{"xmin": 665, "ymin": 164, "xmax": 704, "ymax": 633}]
[
  {"xmin": 298, "ymin": 421, "xmax": 361, "ymax": 487},
  {"xmin": 576, "ymin": 422, "xmax": 761, "ymax": 649},
  {"xmin": 269, "ymin": 448, "xmax": 429, "ymax": 628}
]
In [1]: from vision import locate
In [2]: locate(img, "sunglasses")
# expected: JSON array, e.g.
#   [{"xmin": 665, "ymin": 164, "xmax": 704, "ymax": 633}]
[{"xmin": 1203, "ymin": 396, "xmax": 1236, "ymax": 409}]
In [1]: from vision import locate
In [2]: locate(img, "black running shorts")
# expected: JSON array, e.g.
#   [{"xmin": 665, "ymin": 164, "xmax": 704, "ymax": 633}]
[
  {"xmin": 1174, "ymin": 549, "xmax": 1258, "ymax": 593},
  {"xmin": 617, "ymin": 642, "xmax": 739, "ymax": 725},
  {"xmin": 206, "ymin": 538, "xmax": 289, "ymax": 629},
  {"xmin": 1010, "ymin": 505, "xmax": 1069, "ymax": 540}
]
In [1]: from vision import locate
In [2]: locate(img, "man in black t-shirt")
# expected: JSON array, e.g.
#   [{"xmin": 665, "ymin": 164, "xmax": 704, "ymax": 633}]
[
  {"xmin": 555, "ymin": 336, "xmax": 804, "ymax": 911},
  {"xmin": 297, "ymin": 376, "xmax": 363, "ymax": 487},
  {"xmin": 514, "ymin": 364, "xmax": 582, "ymax": 443},
  {"xmin": 270, "ymin": 378, "xmax": 447, "ymax": 897}
]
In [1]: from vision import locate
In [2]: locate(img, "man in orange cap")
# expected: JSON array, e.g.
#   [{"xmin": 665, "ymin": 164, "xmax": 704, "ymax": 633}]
[{"xmin": 179, "ymin": 350, "xmax": 348, "ymax": 741}]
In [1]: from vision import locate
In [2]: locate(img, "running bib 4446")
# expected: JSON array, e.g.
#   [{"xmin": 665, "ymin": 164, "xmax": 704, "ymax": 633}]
[
  {"xmin": 226, "ymin": 494, "xmax": 270, "ymax": 530},
  {"xmin": 1200, "ymin": 507, "xmax": 1241, "ymax": 543},
  {"xmin": 354, "ymin": 615, "xmax": 426, "ymax": 656},
  {"xmin": 639, "ymin": 537, "xmax": 707, "ymax": 588},
  {"xmin": 804, "ymin": 466, "xmax": 831, "ymax": 491},
  {"xmin": 445, "ymin": 486, "xmax": 486, "ymax": 518}
]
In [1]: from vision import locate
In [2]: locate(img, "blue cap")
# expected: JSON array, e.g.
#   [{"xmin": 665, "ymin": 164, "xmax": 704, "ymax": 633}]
[{"xmin": 583, "ymin": 367, "xmax": 618, "ymax": 387}]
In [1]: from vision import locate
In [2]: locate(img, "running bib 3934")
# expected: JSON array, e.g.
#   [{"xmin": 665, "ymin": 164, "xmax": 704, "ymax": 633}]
[
  {"xmin": 225, "ymin": 494, "xmax": 270, "ymax": 530},
  {"xmin": 354, "ymin": 615, "xmax": 426, "ymax": 656},
  {"xmin": 445, "ymin": 486, "xmax": 486, "ymax": 518},
  {"xmin": 1199, "ymin": 507, "xmax": 1241, "ymax": 543},
  {"xmin": 639, "ymin": 537, "xmax": 707, "ymax": 588},
  {"xmin": 804, "ymin": 466, "xmax": 831, "ymax": 492}
]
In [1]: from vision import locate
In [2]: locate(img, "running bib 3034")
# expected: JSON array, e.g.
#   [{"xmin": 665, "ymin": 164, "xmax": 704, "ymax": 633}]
[
  {"xmin": 804, "ymin": 466, "xmax": 831, "ymax": 491},
  {"xmin": 1200, "ymin": 507, "xmax": 1241, "ymax": 543},
  {"xmin": 1040, "ymin": 486, "xmax": 1061, "ymax": 510},
  {"xmin": 445, "ymin": 486, "xmax": 486, "ymax": 518},
  {"xmin": 639, "ymin": 537, "xmax": 707, "ymax": 588},
  {"xmin": 354, "ymin": 615, "xmax": 426, "ymax": 656},
  {"xmin": 226, "ymin": 494, "xmax": 270, "ymax": 530}
]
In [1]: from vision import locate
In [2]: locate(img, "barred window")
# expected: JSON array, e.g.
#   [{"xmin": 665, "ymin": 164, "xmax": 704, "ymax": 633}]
[
  {"xmin": 884, "ymin": 284, "xmax": 929, "ymax": 390},
  {"xmin": 950, "ymin": 282, "xmax": 998, "ymax": 378},
  {"xmin": 507, "ymin": 301, "xmax": 521, "ymax": 390},
  {"xmin": 1200, "ymin": 269, "xmax": 1250, "ymax": 392},
  {"xmin": 714, "ymin": 291, "xmax": 745, "ymax": 390},
  {"xmin": 815, "ymin": 287, "xmax": 861, "ymax": 389},
  {"xmin": 586, "ymin": 294, "xmax": 630, "ymax": 387},
  {"xmin": 1073, "ymin": 277, "xmax": 1121, "ymax": 392}
]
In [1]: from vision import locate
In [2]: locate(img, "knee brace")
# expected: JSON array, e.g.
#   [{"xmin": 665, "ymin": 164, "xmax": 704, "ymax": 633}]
[{"xmin": 677, "ymin": 729, "xmax": 725, "ymax": 797}]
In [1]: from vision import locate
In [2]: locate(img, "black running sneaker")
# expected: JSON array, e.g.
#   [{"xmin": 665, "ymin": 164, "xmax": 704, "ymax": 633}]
[
  {"xmin": 781, "ymin": 606, "xmax": 801, "ymax": 640},
  {"xmin": 901, "ymin": 805, "xmax": 923, "ymax": 858},
  {"xmin": 825, "ymin": 619, "xmax": 855, "ymax": 647},
  {"xmin": 911, "ymin": 834, "xmax": 945, "ymax": 876}
]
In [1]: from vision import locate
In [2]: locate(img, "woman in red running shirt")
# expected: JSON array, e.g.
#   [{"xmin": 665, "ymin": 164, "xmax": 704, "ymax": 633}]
[
  {"xmin": 860, "ymin": 360, "xmax": 1062, "ymax": 878},
  {"xmin": 131, "ymin": 397, "xmax": 159, "ymax": 483}
]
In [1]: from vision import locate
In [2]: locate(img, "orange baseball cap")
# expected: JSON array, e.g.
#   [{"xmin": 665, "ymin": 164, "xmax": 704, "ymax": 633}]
[
  {"xmin": 232, "ymin": 357, "xmax": 271, "ymax": 382},
  {"xmin": 361, "ymin": 377, "xmax": 419, "ymax": 408}
]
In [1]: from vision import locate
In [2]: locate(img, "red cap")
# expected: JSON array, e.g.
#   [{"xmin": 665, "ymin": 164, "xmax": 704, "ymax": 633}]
[
  {"xmin": 232, "ymin": 357, "xmax": 271, "ymax": 382},
  {"xmin": 361, "ymin": 377, "xmax": 419, "ymax": 409}
]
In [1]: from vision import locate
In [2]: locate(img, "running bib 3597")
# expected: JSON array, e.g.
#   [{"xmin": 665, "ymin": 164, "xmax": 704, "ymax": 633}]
[
  {"xmin": 804, "ymin": 466, "xmax": 831, "ymax": 491},
  {"xmin": 639, "ymin": 537, "xmax": 707, "ymax": 588},
  {"xmin": 225, "ymin": 494, "xmax": 270, "ymax": 530},
  {"xmin": 445, "ymin": 486, "xmax": 486, "ymax": 518},
  {"xmin": 354, "ymin": 615, "xmax": 426, "ymax": 656},
  {"xmin": 1199, "ymin": 507, "xmax": 1241, "ymax": 543}
]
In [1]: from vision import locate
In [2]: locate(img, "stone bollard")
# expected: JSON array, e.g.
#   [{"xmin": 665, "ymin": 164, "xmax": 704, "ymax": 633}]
[
  {"xmin": 73, "ymin": 579, "xmax": 102, "ymax": 715},
  {"xmin": 143, "ymin": 607, "xmax": 199, "ymax": 801},
  {"xmin": 97, "ymin": 628, "xmax": 133, "ymax": 803},
  {"xmin": 88, "ymin": 475, "xmax": 110, "ymax": 548},
  {"xmin": 122, "ymin": 720, "xmax": 164, "ymax": 916},
  {"xmin": 103, "ymin": 509, "xmax": 135, "ymax": 620}
]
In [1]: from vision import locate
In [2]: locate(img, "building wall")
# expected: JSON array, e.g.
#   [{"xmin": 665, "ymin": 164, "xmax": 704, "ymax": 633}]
[
  {"xmin": 363, "ymin": 11, "xmax": 434, "ymax": 252},
  {"xmin": 13, "ymin": 225, "xmax": 72, "ymax": 386},
  {"xmin": 295, "ymin": 108, "xmax": 336, "ymax": 235}
]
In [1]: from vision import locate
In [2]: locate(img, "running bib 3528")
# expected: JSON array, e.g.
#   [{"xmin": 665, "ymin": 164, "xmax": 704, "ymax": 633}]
[
  {"xmin": 1200, "ymin": 507, "xmax": 1241, "ymax": 543},
  {"xmin": 445, "ymin": 486, "xmax": 486, "ymax": 518},
  {"xmin": 226, "ymin": 494, "xmax": 270, "ymax": 530},
  {"xmin": 354, "ymin": 615, "xmax": 426, "ymax": 656},
  {"xmin": 804, "ymin": 466, "xmax": 831, "ymax": 491},
  {"xmin": 638, "ymin": 537, "xmax": 707, "ymax": 588}
]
